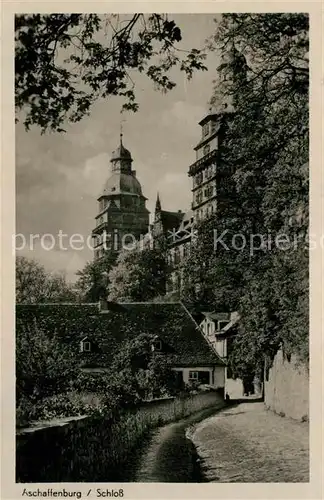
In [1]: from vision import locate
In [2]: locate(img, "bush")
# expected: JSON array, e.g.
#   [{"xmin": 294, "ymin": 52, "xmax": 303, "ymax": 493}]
[
  {"xmin": 17, "ymin": 392, "xmax": 112, "ymax": 424},
  {"xmin": 16, "ymin": 396, "xmax": 35, "ymax": 427}
]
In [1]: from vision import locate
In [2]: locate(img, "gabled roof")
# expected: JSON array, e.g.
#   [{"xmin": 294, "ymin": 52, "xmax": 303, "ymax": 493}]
[
  {"xmin": 16, "ymin": 302, "xmax": 225, "ymax": 368},
  {"xmin": 160, "ymin": 210, "xmax": 184, "ymax": 233}
]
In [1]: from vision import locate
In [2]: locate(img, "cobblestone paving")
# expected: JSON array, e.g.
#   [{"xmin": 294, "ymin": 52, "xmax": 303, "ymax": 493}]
[
  {"xmin": 133, "ymin": 403, "xmax": 225, "ymax": 482},
  {"xmin": 189, "ymin": 401, "xmax": 309, "ymax": 482}
]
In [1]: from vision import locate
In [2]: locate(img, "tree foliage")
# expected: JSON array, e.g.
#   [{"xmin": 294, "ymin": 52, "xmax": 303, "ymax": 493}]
[
  {"xmin": 109, "ymin": 333, "xmax": 178, "ymax": 401},
  {"xmin": 108, "ymin": 246, "xmax": 166, "ymax": 302},
  {"xmin": 75, "ymin": 251, "xmax": 117, "ymax": 302},
  {"xmin": 182, "ymin": 14, "xmax": 309, "ymax": 375},
  {"xmin": 16, "ymin": 321, "xmax": 79, "ymax": 403},
  {"xmin": 16, "ymin": 256, "xmax": 77, "ymax": 303},
  {"xmin": 15, "ymin": 14, "xmax": 207, "ymax": 132}
]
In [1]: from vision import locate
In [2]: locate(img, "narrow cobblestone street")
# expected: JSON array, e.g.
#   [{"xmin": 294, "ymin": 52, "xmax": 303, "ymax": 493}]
[{"xmin": 188, "ymin": 401, "xmax": 309, "ymax": 482}]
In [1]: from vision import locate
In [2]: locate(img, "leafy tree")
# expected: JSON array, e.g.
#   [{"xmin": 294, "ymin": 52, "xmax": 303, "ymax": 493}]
[
  {"xmin": 16, "ymin": 256, "xmax": 77, "ymax": 303},
  {"xmin": 15, "ymin": 14, "xmax": 207, "ymax": 132},
  {"xmin": 109, "ymin": 333, "xmax": 178, "ymax": 401},
  {"xmin": 16, "ymin": 321, "xmax": 79, "ymax": 403},
  {"xmin": 181, "ymin": 14, "xmax": 309, "ymax": 377},
  {"xmin": 206, "ymin": 14, "xmax": 309, "ymax": 370},
  {"xmin": 108, "ymin": 246, "xmax": 166, "ymax": 302},
  {"xmin": 181, "ymin": 213, "xmax": 247, "ymax": 311},
  {"xmin": 208, "ymin": 13, "xmax": 308, "ymax": 224},
  {"xmin": 75, "ymin": 251, "xmax": 117, "ymax": 302}
]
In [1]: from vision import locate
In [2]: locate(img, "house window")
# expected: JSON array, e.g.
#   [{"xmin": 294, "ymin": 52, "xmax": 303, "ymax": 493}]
[
  {"xmin": 189, "ymin": 371, "xmax": 210, "ymax": 384},
  {"xmin": 152, "ymin": 339, "xmax": 162, "ymax": 352},
  {"xmin": 196, "ymin": 190, "xmax": 202, "ymax": 205},
  {"xmin": 80, "ymin": 340, "xmax": 91, "ymax": 352},
  {"xmin": 195, "ymin": 172, "xmax": 203, "ymax": 186},
  {"xmin": 203, "ymin": 144, "xmax": 210, "ymax": 156},
  {"xmin": 189, "ymin": 371, "xmax": 199, "ymax": 380},
  {"xmin": 218, "ymin": 320, "xmax": 228, "ymax": 331},
  {"xmin": 204, "ymin": 185, "xmax": 213, "ymax": 198},
  {"xmin": 206, "ymin": 166, "xmax": 212, "ymax": 179}
]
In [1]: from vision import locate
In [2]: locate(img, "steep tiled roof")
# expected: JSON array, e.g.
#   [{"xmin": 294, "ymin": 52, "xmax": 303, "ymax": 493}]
[
  {"xmin": 16, "ymin": 302, "xmax": 224, "ymax": 368},
  {"xmin": 160, "ymin": 210, "xmax": 184, "ymax": 233}
]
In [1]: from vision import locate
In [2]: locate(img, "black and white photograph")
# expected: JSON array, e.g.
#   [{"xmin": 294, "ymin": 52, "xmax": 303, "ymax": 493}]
[{"xmin": 8, "ymin": 8, "xmax": 315, "ymax": 490}]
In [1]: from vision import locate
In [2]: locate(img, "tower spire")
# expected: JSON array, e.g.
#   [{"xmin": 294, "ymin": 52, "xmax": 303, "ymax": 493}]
[
  {"xmin": 120, "ymin": 115, "xmax": 126, "ymax": 146},
  {"xmin": 155, "ymin": 192, "xmax": 161, "ymax": 212}
]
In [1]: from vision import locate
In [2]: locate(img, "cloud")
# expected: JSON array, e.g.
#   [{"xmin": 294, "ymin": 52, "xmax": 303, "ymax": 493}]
[
  {"xmin": 15, "ymin": 14, "xmax": 218, "ymax": 280},
  {"xmin": 162, "ymin": 100, "xmax": 205, "ymax": 129}
]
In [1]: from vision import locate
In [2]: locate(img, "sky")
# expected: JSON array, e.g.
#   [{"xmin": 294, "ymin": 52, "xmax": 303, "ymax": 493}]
[{"xmin": 16, "ymin": 14, "xmax": 221, "ymax": 282}]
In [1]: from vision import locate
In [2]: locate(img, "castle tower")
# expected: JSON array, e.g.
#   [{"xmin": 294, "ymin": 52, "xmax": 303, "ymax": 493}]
[
  {"xmin": 92, "ymin": 134, "xmax": 150, "ymax": 260},
  {"xmin": 187, "ymin": 44, "xmax": 245, "ymax": 223},
  {"xmin": 188, "ymin": 100, "xmax": 234, "ymax": 223}
]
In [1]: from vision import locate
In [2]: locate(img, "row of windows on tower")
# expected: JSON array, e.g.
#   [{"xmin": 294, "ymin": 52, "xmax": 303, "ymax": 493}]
[
  {"xmin": 196, "ymin": 203, "xmax": 216, "ymax": 221},
  {"xmin": 195, "ymin": 184, "xmax": 215, "ymax": 205},
  {"xmin": 194, "ymin": 163, "xmax": 216, "ymax": 187},
  {"xmin": 202, "ymin": 121, "xmax": 217, "ymax": 138},
  {"xmin": 99, "ymin": 197, "xmax": 141, "ymax": 212},
  {"xmin": 96, "ymin": 213, "xmax": 137, "ymax": 227}
]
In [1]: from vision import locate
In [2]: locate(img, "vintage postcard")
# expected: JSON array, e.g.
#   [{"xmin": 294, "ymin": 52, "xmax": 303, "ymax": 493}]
[{"xmin": 1, "ymin": 1, "xmax": 323, "ymax": 499}]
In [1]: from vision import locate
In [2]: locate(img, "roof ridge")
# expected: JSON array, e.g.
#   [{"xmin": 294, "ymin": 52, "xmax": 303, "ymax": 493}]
[
  {"xmin": 16, "ymin": 303, "xmax": 97, "ymax": 306},
  {"xmin": 117, "ymin": 301, "xmax": 183, "ymax": 305}
]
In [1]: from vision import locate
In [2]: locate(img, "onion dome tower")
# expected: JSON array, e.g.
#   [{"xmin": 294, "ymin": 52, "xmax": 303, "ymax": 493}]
[{"xmin": 92, "ymin": 133, "xmax": 150, "ymax": 260}]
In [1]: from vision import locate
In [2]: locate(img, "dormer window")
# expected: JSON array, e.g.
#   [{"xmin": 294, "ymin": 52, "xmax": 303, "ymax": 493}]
[
  {"xmin": 152, "ymin": 339, "xmax": 162, "ymax": 352},
  {"xmin": 218, "ymin": 320, "xmax": 228, "ymax": 331},
  {"xmin": 80, "ymin": 338, "xmax": 92, "ymax": 352}
]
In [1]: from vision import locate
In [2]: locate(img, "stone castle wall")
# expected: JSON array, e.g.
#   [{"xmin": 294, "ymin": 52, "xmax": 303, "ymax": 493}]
[
  {"xmin": 16, "ymin": 391, "xmax": 224, "ymax": 482},
  {"xmin": 264, "ymin": 348, "xmax": 309, "ymax": 421}
]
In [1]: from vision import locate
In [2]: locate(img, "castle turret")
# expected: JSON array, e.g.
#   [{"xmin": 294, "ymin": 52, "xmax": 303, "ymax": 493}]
[{"xmin": 92, "ymin": 134, "xmax": 150, "ymax": 260}]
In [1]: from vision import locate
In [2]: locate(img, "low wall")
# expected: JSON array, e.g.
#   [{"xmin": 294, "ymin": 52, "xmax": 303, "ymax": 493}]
[
  {"xmin": 264, "ymin": 348, "xmax": 309, "ymax": 421},
  {"xmin": 16, "ymin": 391, "xmax": 223, "ymax": 483},
  {"xmin": 225, "ymin": 377, "xmax": 244, "ymax": 399}
]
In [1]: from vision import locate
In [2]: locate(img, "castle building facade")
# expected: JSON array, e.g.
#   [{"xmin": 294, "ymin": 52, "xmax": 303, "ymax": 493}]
[
  {"xmin": 152, "ymin": 104, "xmax": 232, "ymax": 297},
  {"xmin": 91, "ymin": 105, "xmax": 232, "ymax": 299},
  {"xmin": 92, "ymin": 135, "xmax": 150, "ymax": 260}
]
